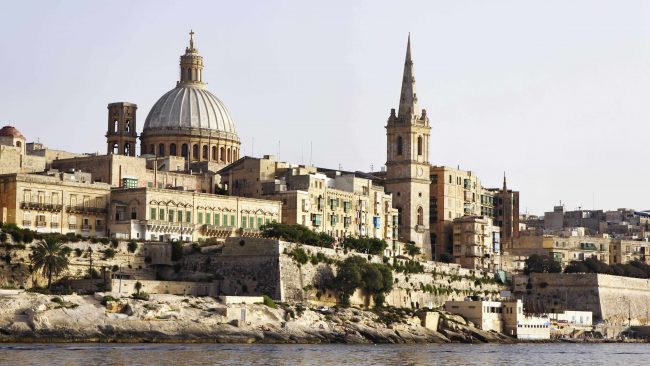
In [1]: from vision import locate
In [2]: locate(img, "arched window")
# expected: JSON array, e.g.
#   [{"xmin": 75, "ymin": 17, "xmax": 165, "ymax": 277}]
[
  {"xmin": 170, "ymin": 143, "xmax": 177, "ymax": 156},
  {"xmin": 149, "ymin": 145, "xmax": 154, "ymax": 155},
  {"xmin": 226, "ymin": 148, "xmax": 231, "ymax": 163},
  {"xmin": 202, "ymin": 145, "xmax": 208, "ymax": 159},
  {"xmin": 125, "ymin": 120, "xmax": 131, "ymax": 133},
  {"xmin": 158, "ymin": 144, "xmax": 165, "ymax": 156},
  {"xmin": 113, "ymin": 120, "xmax": 118, "ymax": 133},
  {"xmin": 397, "ymin": 136, "xmax": 403, "ymax": 156},
  {"xmin": 181, "ymin": 143, "xmax": 189, "ymax": 158},
  {"xmin": 124, "ymin": 143, "xmax": 131, "ymax": 156},
  {"xmin": 192, "ymin": 144, "xmax": 199, "ymax": 159},
  {"xmin": 220, "ymin": 147, "xmax": 226, "ymax": 162},
  {"xmin": 417, "ymin": 136, "xmax": 423, "ymax": 156},
  {"xmin": 187, "ymin": 68, "xmax": 192, "ymax": 81},
  {"xmin": 212, "ymin": 146, "xmax": 217, "ymax": 160},
  {"xmin": 111, "ymin": 143, "xmax": 119, "ymax": 155},
  {"xmin": 417, "ymin": 206, "xmax": 424, "ymax": 226},
  {"xmin": 16, "ymin": 141, "xmax": 21, "ymax": 148}
]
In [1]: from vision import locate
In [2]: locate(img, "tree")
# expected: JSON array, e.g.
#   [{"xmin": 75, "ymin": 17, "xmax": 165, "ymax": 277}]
[
  {"xmin": 134, "ymin": 281, "xmax": 143, "ymax": 295},
  {"xmin": 439, "ymin": 252, "xmax": 455, "ymax": 264},
  {"xmin": 30, "ymin": 236, "xmax": 70, "ymax": 289},
  {"xmin": 403, "ymin": 241, "xmax": 421, "ymax": 259},
  {"xmin": 127, "ymin": 241, "xmax": 138, "ymax": 253},
  {"xmin": 524, "ymin": 254, "xmax": 562, "ymax": 274}
]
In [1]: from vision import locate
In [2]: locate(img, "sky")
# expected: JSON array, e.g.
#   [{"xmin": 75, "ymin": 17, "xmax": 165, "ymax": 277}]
[{"xmin": 1, "ymin": 0, "xmax": 649, "ymax": 215}]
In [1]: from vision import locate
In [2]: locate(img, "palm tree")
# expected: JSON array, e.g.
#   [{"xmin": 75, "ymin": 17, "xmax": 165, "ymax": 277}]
[
  {"xmin": 31, "ymin": 236, "xmax": 70, "ymax": 289},
  {"xmin": 134, "ymin": 281, "xmax": 142, "ymax": 295}
]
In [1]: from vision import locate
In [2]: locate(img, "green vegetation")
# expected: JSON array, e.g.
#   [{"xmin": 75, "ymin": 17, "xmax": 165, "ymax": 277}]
[
  {"xmin": 171, "ymin": 241, "xmax": 183, "ymax": 261},
  {"xmin": 260, "ymin": 222, "xmax": 334, "ymax": 248},
  {"xmin": 262, "ymin": 295, "xmax": 277, "ymax": 309},
  {"xmin": 131, "ymin": 281, "xmax": 150, "ymax": 300},
  {"xmin": 288, "ymin": 247, "xmax": 309, "ymax": 265},
  {"xmin": 564, "ymin": 257, "xmax": 650, "ymax": 279},
  {"xmin": 30, "ymin": 235, "xmax": 70, "ymax": 289},
  {"xmin": 524, "ymin": 254, "xmax": 562, "ymax": 274},
  {"xmin": 103, "ymin": 248, "xmax": 116, "ymax": 259},
  {"xmin": 100, "ymin": 295, "xmax": 118, "ymax": 305},
  {"xmin": 403, "ymin": 241, "xmax": 421, "ymax": 259},
  {"xmin": 333, "ymin": 256, "xmax": 393, "ymax": 307},
  {"xmin": 438, "ymin": 252, "xmax": 455, "ymax": 264},
  {"xmin": 127, "ymin": 240, "xmax": 138, "ymax": 253},
  {"xmin": 342, "ymin": 237, "xmax": 387, "ymax": 255}
]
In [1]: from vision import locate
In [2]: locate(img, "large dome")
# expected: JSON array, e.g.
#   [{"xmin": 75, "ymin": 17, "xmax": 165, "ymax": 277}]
[{"xmin": 143, "ymin": 85, "xmax": 237, "ymax": 138}]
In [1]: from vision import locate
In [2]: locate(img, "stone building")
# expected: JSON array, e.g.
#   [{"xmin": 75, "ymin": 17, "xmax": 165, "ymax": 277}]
[
  {"xmin": 384, "ymin": 35, "xmax": 431, "ymax": 257},
  {"xmin": 429, "ymin": 166, "xmax": 483, "ymax": 259},
  {"xmin": 218, "ymin": 155, "xmax": 398, "ymax": 244},
  {"xmin": 0, "ymin": 126, "xmax": 47, "ymax": 174},
  {"xmin": 512, "ymin": 234, "xmax": 610, "ymax": 267},
  {"xmin": 609, "ymin": 239, "xmax": 650, "ymax": 264},
  {"xmin": 139, "ymin": 31, "xmax": 240, "ymax": 166},
  {"xmin": 51, "ymin": 154, "xmax": 216, "ymax": 193},
  {"xmin": 452, "ymin": 215, "xmax": 501, "ymax": 270},
  {"xmin": 486, "ymin": 175, "xmax": 520, "ymax": 249},
  {"xmin": 108, "ymin": 187, "xmax": 281, "ymax": 241},
  {"xmin": 0, "ymin": 171, "xmax": 111, "ymax": 236}
]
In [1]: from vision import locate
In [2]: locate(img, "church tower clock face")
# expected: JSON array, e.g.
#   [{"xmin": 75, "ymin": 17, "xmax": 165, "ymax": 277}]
[{"xmin": 417, "ymin": 166, "xmax": 424, "ymax": 177}]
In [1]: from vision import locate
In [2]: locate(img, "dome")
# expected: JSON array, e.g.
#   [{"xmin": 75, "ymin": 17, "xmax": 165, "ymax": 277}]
[
  {"xmin": 0, "ymin": 125, "xmax": 24, "ymax": 139},
  {"xmin": 142, "ymin": 85, "xmax": 237, "ymax": 139}
]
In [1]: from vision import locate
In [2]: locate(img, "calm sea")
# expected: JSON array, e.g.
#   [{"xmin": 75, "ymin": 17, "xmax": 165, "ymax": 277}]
[{"xmin": 0, "ymin": 343, "xmax": 646, "ymax": 365}]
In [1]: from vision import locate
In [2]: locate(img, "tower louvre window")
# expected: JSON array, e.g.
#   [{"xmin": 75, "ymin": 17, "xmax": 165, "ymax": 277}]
[
  {"xmin": 417, "ymin": 136, "xmax": 423, "ymax": 155},
  {"xmin": 397, "ymin": 136, "xmax": 403, "ymax": 156}
]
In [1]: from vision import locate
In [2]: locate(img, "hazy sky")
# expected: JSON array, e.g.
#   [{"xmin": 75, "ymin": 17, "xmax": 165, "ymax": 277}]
[{"xmin": 1, "ymin": 0, "xmax": 649, "ymax": 215}]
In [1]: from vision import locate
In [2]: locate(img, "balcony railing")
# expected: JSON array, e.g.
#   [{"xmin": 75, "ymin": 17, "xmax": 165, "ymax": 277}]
[
  {"xmin": 22, "ymin": 220, "xmax": 31, "ymax": 226},
  {"xmin": 20, "ymin": 202, "xmax": 63, "ymax": 211},
  {"xmin": 36, "ymin": 221, "xmax": 47, "ymax": 228},
  {"xmin": 68, "ymin": 224, "xmax": 77, "ymax": 230},
  {"xmin": 81, "ymin": 224, "xmax": 92, "ymax": 231},
  {"xmin": 51, "ymin": 223, "xmax": 60, "ymax": 229},
  {"xmin": 66, "ymin": 205, "xmax": 108, "ymax": 214}
]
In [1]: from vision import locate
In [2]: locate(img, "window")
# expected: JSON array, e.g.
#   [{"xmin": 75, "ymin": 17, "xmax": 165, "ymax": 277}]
[
  {"xmin": 168, "ymin": 209, "xmax": 175, "ymax": 222},
  {"xmin": 125, "ymin": 120, "xmax": 131, "ymax": 133},
  {"xmin": 231, "ymin": 215, "xmax": 236, "ymax": 226},
  {"xmin": 220, "ymin": 147, "xmax": 226, "ymax": 162},
  {"xmin": 159, "ymin": 144, "xmax": 165, "ymax": 156},
  {"xmin": 186, "ymin": 211, "xmax": 191, "ymax": 223},
  {"xmin": 159, "ymin": 208, "xmax": 165, "ymax": 220},
  {"xmin": 202, "ymin": 145, "xmax": 208, "ymax": 159},
  {"xmin": 130, "ymin": 207, "xmax": 137, "ymax": 220},
  {"xmin": 182, "ymin": 144, "xmax": 189, "ymax": 158},
  {"xmin": 178, "ymin": 210, "xmax": 183, "ymax": 222},
  {"xmin": 170, "ymin": 143, "xmax": 177, "ymax": 156},
  {"xmin": 113, "ymin": 120, "xmax": 119, "ymax": 132},
  {"xmin": 223, "ymin": 214, "xmax": 228, "ymax": 227},
  {"xmin": 212, "ymin": 146, "xmax": 217, "ymax": 160},
  {"xmin": 198, "ymin": 212, "xmax": 203, "ymax": 224},
  {"xmin": 124, "ymin": 143, "xmax": 131, "ymax": 156},
  {"xmin": 417, "ymin": 136, "xmax": 423, "ymax": 155},
  {"xmin": 150, "ymin": 208, "xmax": 156, "ymax": 220},
  {"xmin": 192, "ymin": 144, "xmax": 199, "ymax": 159},
  {"xmin": 242, "ymin": 216, "xmax": 247, "ymax": 228},
  {"xmin": 396, "ymin": 136, "xmax": 403, "ymax": 156},
  {"xmin": 112, "ymin": 143, "xmax": 119, "ymax": 155},
  {"xmin": 205, "ymin": 213, "xmax": 211, "ymax": 225},
  {"xmin": 258, "ymin": 217, "xmax": 263, "ymax": 228},
  {"xmin": 214, "ymin": 214, "xmax": 220, "ymax": 226}
]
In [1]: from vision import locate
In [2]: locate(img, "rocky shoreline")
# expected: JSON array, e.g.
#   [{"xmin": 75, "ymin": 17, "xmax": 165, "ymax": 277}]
[{"xmin": 0, "ymin": 291, "xmax": 520, "ymax": 344}]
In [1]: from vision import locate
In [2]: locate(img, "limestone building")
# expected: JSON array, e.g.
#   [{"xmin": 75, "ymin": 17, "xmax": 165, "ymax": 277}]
[
  {"xmin": 218, "ymin": 155, "xmax": 398, "ymax": 243},
  {"xmin": 0, "ymin": 126, "xmax": 46, "ymax": 174},
  {"xmin": 139, "ymin": 31, "xmax": 240, "ymax": 167},
  {"xmin": 108, "ymin": 187, "xmax": 281, "ymax": 241},
  {"xmin": 384, "ymin": 35, "xmax": 431, "ymax": 257},
  {"xmin": 0, "ymin": 170, "xmax": 111, "ymax": 237},
  {"xmin": 452, "ymin": 215, "xmax": 501, "ymax": 270}
]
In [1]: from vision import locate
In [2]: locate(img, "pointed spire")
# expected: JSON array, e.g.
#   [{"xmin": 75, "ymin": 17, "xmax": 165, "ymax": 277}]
[
  {"xmin": 398, "ymin": 33, "xmax": 418, "ymax": 118},
  {"xmin": 503, "ymin": 171, "xmax": 507, "ymax": 190}
]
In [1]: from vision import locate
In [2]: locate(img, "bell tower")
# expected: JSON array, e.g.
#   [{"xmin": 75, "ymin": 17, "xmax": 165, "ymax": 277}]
[
  {"xmin": 106, "ymin": 102, "xmax": 137, "ymax": 156},
  {"xmin": 385, "ymin": 35, "xmax": 432, "ymax": 258}
]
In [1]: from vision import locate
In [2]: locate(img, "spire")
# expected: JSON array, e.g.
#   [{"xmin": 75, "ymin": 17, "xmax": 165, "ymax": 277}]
[
  {"xmin": 503, "ymin": 172, "xmax": 507, "ymax": 190},
  {"xmin": 189, "ymin": 29, "xmax": 195, "ymax": 50},
  {"xmin": 398, "ymin": 33, "xmax": 419, "ymax": 118}
]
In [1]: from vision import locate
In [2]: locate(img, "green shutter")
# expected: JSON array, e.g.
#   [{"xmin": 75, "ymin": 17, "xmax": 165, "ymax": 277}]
[
  {"xmin": 257, "ymin": 217, "xmax": 263, "ymax": 228},
  {"xmin": 231, "ymin": 215, "xmax": 235, "ymax": 226},
  {"xmin": 206, "ymin": 213, "xmax": 211, "ymax": 225},
  {"xmin": 198, "ymin": 212, "xmax": 203, "ymax": 224},
  {"xmin": 186, "ymin": 211, "xmax": 191, "ymax": 223},
  {"xmin": 169, "ymin": 209, "xmax": 174, "ymax": 222},
  {"xmin": 242, "ymin": 216, "xmax": 247, "ymax": 228},
  {"xmin": 223, "ymin": 214, "xmax": 228, "ymax": 227},
  {"xmin": 150, "ymin": 208, "xmax": 156, "ymax": 220},
  {"xmin": 178, "ymin": 210, "xmax": 183, "ymax": 222},
  {"xmin": 215, "ymin": 214, "xmax": 220, "ymax": 226}
]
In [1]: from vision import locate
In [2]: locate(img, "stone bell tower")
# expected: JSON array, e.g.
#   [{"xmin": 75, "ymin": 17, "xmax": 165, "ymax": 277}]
[
  {"xmin": 106, "ymin": 102, "xmax": 137, "ymax": 156},
  {"xmin": 384, "ymin": 34, "xmax": 432, "ymax": 258}
]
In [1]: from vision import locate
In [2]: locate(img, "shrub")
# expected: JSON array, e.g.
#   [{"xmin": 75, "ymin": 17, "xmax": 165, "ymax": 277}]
[
  {"xmin": 439, "ymin": 252, "xmax": 455, "ymax": 264},
  {"xmin": 100, "ymin": 238, "xmax": 110, "ymax": 245},
  {"xmin": 103, "ymin": 248, "xmax": 116, "ymax": 259},
  {"xmin": 131, "ymin": 292, "xmax": 150, "ymax": 301},
  {"xmin": 289, "ymin": 248, "xmax": 309, "ymax": 265},
  {"xmin": 342, "ymin": 237, "xmax": 387, "ymax": 255},
  {"xmin": 127, "ymin": 241, "xmax": 138, "ymax": 253},
  {"xmin": 0, "ymin": 232, "xmax": 7, "ymax": 243},
  {"xmin": 191, "ymin": 242, "xmax": 201, "ymax": 253},
  {"xmin": 100, "ymin": 295, "xmax": 117, "ymax": 305},
  {"xmin": 262, "ymin": 295, "xmax": 277, "ymax": 309},
  {"xmin": 74, "ymin": 248, "xmax": 83, "ymax": 257},
  {"xmin": 259, "ymin": 222, "xmax": 334, "ymax": 248},
  {"xmin": 110, "ymin": 238, "xmax": 119, "ymax": 247},
  {"xmin": 171, "ymin": 241, "xmax": 183, "ymax": 261}
]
